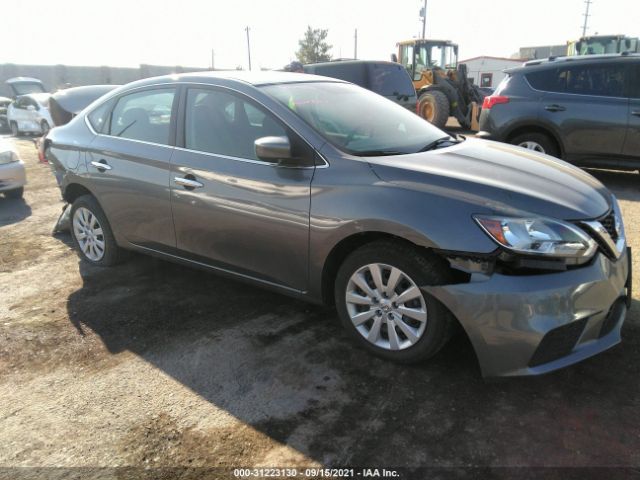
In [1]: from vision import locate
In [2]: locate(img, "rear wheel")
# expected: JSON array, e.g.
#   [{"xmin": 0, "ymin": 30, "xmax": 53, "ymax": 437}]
[
  {"xmin": 334, "ymin": 241, "xmax": 456, "ymax": 363},
  {"xmin": 70, "ymin": 195, "xmax": 123, "ymax": 266},
  {"xmin": 510, "ymin": 132, "xmax": 559, "ymax": 157},
  {"xmin": 5, "ymin": 187, "xmax": 23, "ymax": 199},
  {"xmin": 417, "ymin": 90, "xmax": 450, "ymax": 128},
  {"xmin": 10, "ymin": 121, "xmax": 18, "ymax": 137}
]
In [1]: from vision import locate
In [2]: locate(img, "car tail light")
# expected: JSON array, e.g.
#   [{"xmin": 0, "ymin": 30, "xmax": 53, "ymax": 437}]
[{"xmin": 482, "ymin": 95, "xmax": 509, "ymax": 110}]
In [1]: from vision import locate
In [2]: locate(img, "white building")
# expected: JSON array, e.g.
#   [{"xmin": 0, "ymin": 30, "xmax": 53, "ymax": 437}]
[{"xmin": 459, "ymin": 56, "xmax": 525, "ymax": 89}]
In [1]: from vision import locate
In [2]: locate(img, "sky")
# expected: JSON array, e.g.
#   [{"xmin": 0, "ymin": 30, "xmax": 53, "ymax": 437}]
[{"xmin": 2, "ymin": 0, "xmax": 638, "ymax": 70}]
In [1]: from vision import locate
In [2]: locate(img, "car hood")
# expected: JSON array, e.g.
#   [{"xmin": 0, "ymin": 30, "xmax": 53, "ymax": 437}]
[{"xmin": 366, "ymin": 138, "xmax": 612, "ymax": 220}]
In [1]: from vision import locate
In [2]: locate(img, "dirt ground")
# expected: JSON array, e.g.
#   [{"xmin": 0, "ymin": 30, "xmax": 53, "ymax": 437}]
[{"xmin": 1, "ymin": 137, "xmax": 639, "ymax": 479}]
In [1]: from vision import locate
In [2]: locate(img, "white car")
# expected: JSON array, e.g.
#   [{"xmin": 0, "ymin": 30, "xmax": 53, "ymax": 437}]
[
  {"xmin": 0, "ymin": 139, "xmax": 26, "ymax": 199},
  {"xmin": 7, "ymin": 93, "xmax": 54, "ymax": 136}
]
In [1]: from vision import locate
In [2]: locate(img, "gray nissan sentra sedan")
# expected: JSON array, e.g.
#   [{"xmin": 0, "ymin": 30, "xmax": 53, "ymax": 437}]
[{"xmin": 45, "ymin": 71, "xmax": 631, "ymax": 377}]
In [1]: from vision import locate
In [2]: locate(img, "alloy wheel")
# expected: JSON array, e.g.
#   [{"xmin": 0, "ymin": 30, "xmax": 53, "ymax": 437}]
[
  {"xmin": 518, "ymin": 140, "xmax": 545, "ymax": 153},
  {"xmin": 73, "ymin": 207, "xmax": 106, "ymax": 261},
  {"xmin": 345, "ymin": 263, "xmax": 428, "ymax": 351}
]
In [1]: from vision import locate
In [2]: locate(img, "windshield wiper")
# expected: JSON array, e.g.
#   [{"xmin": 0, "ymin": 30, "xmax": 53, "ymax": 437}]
[
  {"xmin": 356, "ymin": 150, "xmax": 406, "ymax": 157},
  {"xmin": 418, "ymin": 136, "xmax": 459, "ymax": 152}
]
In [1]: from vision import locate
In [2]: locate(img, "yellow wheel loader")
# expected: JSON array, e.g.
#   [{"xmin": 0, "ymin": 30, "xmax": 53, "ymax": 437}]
[{"xmin": 393, "ymin": 39, "xmax": 487, "ymax": 130}]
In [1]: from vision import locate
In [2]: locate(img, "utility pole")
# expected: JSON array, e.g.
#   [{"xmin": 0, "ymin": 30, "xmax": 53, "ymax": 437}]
[
  {"xmin": 420, "ymin": 0, "xmax": 427, "ymax": 39},
  {"xmin": 354, "ymin": 28, "xmax": 358, "ymax": 59},
  {"xmin": 211, "ymin": 49, "xmax": 215, "ymax": 70},
  {"xmin": 245, "ymin": 26, "xmax": 252, "ymax": 71},
  {"xmin": 581, "ymin": 0, "xmax": 592, "ymax": 37}
]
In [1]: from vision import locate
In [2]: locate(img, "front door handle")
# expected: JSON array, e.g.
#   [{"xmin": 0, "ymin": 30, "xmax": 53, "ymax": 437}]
[
  {"xmin": 544, "ymin": 104, "xmax": 566, "ymax": 112},
  {"xmin": 174, "ymin": 176, "xmax": 203, "ymax": 189},
  {"xmin": 90, "ymin": 160, "xmax": 112, "ymax": 171},
  {"xmin": 631, "ymin": 110, "xmax": 640, "ymax": 117}
]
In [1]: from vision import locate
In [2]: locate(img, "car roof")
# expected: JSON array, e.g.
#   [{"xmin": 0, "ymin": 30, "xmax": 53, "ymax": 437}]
[
  {"xmin": 507, "ymin": 53, "xmax": 640, "ymax": 74},
  {"xmin": 305, "ymin": 60, "xmax": 400, "ymax": 68},
  {"xmin": 120, "ymin": 70, "xmax": 346, "ymax": 91}
]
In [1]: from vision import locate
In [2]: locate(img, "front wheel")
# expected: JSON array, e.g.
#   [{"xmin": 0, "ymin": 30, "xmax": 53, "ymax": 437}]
[
  {"xmin": 334, "ymin": 241, "xmax": 456, "ymax": 363},
  {"xmin": 70, "ymin": 195, "xmax": 122, "ymax": 266},
  {"xmin": 510, "ymin": 132, "xmax": 559, "ymax": 158},
  {"xmin": 417, "ymin": 90, "xmax": 450, "ymax": 128}
]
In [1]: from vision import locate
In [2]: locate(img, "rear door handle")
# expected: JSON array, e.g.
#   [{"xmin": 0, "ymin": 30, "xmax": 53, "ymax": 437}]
[
  {"xmin": 174, "ymin": 176, "xmax": 203, "ymax": 189},
  {"xmin": 90, "ymin": 160, "xmax": 112, "ymax": 171},
  {"xmin": 544, "ymin": 104, "xmax": 566, "ymax": 112},
  {"xmin": 631, "ymin": 110, "xmax": 640, "ymax": 117}
]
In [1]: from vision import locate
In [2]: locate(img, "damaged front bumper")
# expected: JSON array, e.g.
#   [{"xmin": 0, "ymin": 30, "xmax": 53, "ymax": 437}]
[{"xmin": 425, "ymin": 248, "xmax": 631, "ymax": 378}]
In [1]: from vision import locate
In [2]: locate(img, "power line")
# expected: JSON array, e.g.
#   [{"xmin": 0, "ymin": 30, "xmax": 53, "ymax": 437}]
[{"xmin": 581, "ymin": 0, "xmax": 592, "ymax": 37}]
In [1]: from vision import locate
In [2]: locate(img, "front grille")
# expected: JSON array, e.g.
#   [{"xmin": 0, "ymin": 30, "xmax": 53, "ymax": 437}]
[
  {"xmin": 528, "ymin": 318, "xmax": 588, "ymax": 367},
  {"xmin": 600, "ymin": 211, "xmax": 618, "ymax": 241},
  {"xmin": 599, "ymin": 297, "xmax": 626, "ymax": 338}
]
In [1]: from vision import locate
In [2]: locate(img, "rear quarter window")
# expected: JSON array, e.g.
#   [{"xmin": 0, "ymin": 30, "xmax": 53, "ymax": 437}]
[{"xmin": 366, "ymin": 63, "xmax": 415, "ymax": 97}]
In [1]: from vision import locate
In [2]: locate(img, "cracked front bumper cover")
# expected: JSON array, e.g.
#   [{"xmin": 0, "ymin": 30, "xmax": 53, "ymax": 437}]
[{"xmin": 424, "ymin": 248, "xmax": 630, "ymax": 378}]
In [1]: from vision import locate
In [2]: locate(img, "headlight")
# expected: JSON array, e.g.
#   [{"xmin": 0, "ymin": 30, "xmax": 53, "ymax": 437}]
[
  {"xmin": 0, "ymin": 150, "xmax": 19, "ymax": 165},
  {"xmin": 474, "ymin": 215, "xmax": 597, "ymax": 259}
]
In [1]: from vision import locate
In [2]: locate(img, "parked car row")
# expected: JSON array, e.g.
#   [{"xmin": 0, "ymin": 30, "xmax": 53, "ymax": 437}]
[{"xmin": 43, "ymin": 70, "xmax": 630, "ymax": 377}]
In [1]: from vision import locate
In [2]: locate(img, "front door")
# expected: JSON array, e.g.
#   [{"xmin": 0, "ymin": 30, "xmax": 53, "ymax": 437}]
[{"xmin": 170, "ymin": 86, "xmax": 315, "ymax": 291}]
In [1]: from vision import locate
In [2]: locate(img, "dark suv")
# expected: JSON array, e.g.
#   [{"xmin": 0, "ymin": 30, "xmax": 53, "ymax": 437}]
[
  {"xmin": 478, "ymin": 54, "xmax": 640, "ymax": 171},
  {"xmin": 303, "ymin": 60, "xmax": 417, "ymax": 111}
]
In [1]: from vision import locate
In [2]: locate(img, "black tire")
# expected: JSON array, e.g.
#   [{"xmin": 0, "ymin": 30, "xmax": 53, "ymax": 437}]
[
  {"xmin": 509, "ymin": 132, "xmax": 559, "ymax": 158},
  {"xmin": 334, "ymin": 240, "xmax": 456, "ymax": 363},
  {"xmin": 10, "ymin": 121, "xmax": 18, "ymax": 137},
  {"xmin": 5, "ymin": 187, "xmax": 23, "ymax": 199},
  {"xmin": 417, "ymin": 90, "xmax": 450, "ymax": 128},
  {"xmin": 40, "ymin": 121, "xmax": 50, "ymax": 135},
  {"xmin": 70, "ymin": 194, "xmax": 123, "ymax": 267}
]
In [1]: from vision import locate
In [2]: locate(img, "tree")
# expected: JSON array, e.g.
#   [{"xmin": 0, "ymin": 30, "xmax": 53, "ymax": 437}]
[{"xmin": 296, "ymin": 26, "xmax": 332, "ymax": 64}]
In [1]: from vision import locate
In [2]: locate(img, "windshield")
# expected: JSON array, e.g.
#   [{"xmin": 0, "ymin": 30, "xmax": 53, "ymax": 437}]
[{"xmin": 262, "ymin": 82, "xmax": 447, "ymax": 155}]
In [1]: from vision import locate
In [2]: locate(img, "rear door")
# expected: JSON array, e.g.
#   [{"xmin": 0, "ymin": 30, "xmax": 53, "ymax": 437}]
[
  {"xmin": 529, "ymin": 61, "xmax": 629, "ymax": 167},
  {"xmin": 170, "ymin": 86, "xmax": 315, "ymax": 291},
  {"xmin": 622, "ymin": 62, "xmax": 640, "ymax": 164},
  {"xmin": 85, "ymin": 86, "xmax": 178, "ymax": 248}
]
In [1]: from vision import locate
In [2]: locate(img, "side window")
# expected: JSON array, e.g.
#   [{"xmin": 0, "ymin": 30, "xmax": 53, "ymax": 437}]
[
  {"xmin": 185, "ymin": 88, "xmax": 303, "ymax": 162},
  {"xmin": 108, "ymin": 88, "xmax": 175, "ymax": 145},
  {"xmin": 87, "ymin": 99, "xmax": 115, "ymax": 134},
  {"xmin": 563, "ymin": 64, "xmax": 625, "ymax": 97},
  {"xmin": 527, "ymin": 63, "xmax": 625, "ymax": 97},
  {"xmin": 526, "ymin": 68, "xmax": 562, "ymax": 92}
]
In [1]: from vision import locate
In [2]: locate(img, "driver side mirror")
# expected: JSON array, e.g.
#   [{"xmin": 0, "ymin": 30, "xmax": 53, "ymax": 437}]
[{"xmin": 255, "ymin": 136, "xmax": 293, "ymax": 165}]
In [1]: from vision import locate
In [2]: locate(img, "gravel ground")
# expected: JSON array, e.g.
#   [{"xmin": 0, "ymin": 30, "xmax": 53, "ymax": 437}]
[{"xmin": 1, "ymin": 136, "xmax": 639, "ymax": 479}]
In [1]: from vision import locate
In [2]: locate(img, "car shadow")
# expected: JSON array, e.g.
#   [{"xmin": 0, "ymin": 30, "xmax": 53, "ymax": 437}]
[
  {"xmin": 65, "ymin": 252, "xmax": 640, "ymax": 467},
  {"xmin": 0, "ymin": 196, "xmax": 31, "ymax": 227}
]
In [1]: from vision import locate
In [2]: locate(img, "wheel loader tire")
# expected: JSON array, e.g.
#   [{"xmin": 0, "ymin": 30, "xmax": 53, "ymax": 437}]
[{"xmin": 417, "ymin": 90, "xmax": 450, "ymax": 129}]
